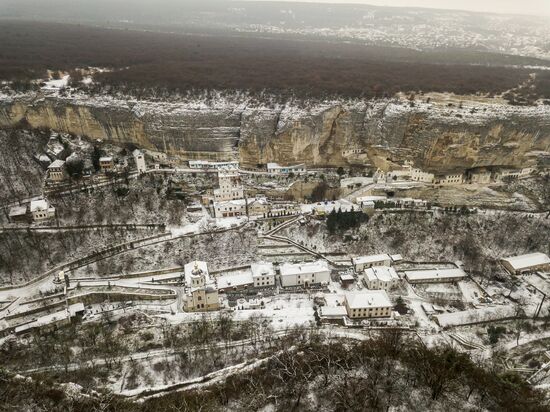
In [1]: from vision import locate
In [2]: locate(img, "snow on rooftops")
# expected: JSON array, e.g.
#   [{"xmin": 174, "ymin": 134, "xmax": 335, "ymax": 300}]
[
  {"xmin": 434, "ymin": 305, "xmax": 516, "ymax": 328},
  {"xmin": 345, "ymin": 290, "xmax": 392, "ymax": 309},
  {"xmin": 217, "ymin": 272, "xmax": 253, "ymax": 290},
  {"xmin": 352, "ymin": 254, "xmax": 391, "ymax": 265},
  {"xmin": 99, "ymin": 156, "xmax": 113, "ymax": 162},
  {"xmin": 404, "ymin": 268, "xmax": 467, "ymax": 283},
  {"xmin": 184, "ymin": 260, "xmax": 209, "ymax": 283},
  {"xmin": 319, "ymin": 306, "xmax": 348, "ymax": 317},
  {"xmin": 280, "ymin": 260, "xmax": 329, "ymax": 277},
  {"xmin": 501, "ymin": 253, "xmax": 550, "ymax": 271},
  {"xmin": 390, "ymin": 254, "xmax": 403, "ymax": 262},
  {"xmin": 251, "ymin": 262, "xmax": 275, "ymax": 278},
  {"xmin": 29, "ymin": 199, "xmax": 50, "ymax": 212},
  {"xmin": 9, "ymin": 205, "xmax": 27, "ymax": 217},
  {"xmin": 355, "ymin": 196, "xmax": 387, "ymax": 204},
  {"xmin": 364, "ymin": 266, "xmax": 399, "ymax": 282},
  {"xmin": 48, "ymin": 159, "xmax": 65, "ymax": 169}
]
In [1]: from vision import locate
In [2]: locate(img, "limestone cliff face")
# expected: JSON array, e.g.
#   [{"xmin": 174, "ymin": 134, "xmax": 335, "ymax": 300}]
[{"xmin": 1, "ymin": 93, "xmax": 549, "ymax": 171}]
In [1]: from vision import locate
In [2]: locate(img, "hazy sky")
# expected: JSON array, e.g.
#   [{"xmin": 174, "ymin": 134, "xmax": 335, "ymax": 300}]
[{"xmin": 254, "ymin": 0, "xmax": 550, "ymax": 16}]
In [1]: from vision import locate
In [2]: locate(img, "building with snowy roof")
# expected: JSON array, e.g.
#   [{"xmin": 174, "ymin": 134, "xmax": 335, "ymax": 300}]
[
  {"xmin": 363, "ymin": 266, "xmax": 400, "ymax": 291},
  {"xmin": 29, "ymin": 199, "xmax": 56, "ymax": 221},
  {"xmin": 251, "ymin": 262, "xmax": 276, "ymax": 287},
  {"xmin": 183, "ymin": 261, "xmax": 219, "ymax": 312},
  {"xmin": 344, "ymin": 290, "xmax": 393, "ymax": 319},
  {"xmin": 99, "ymin": 156, "xmax": 114, "ymax": 172},
  {"xmin": 214, "ymin": 171, "xmax": 244, "ymax": 202},
  {"xmin": 47, "ymin": 159, "xmax": 66, "ymax": 182},
  {"xmin": 279, "ymin": 260, "xmax": 330, "ymax": 288},
  {"xmin": 217, "ymin": 272, "xmax": 254, "ymax": 292},
  {"xmin": 404, "ymin": 268, "xmax": 467, "ymax": 284},
  {"xmin": 8, "ymin": 205, "xmax": 29, "ymax": 223},
  {"xmin": 352, "ymin": 254, "xmax": 392, "ymax": 271},
  {"xmin": 501, "ymin": 253, "xmax": 550, "ymax": 275},
  {"xmin": 213, "ymin": 198, "xmax": 248, "ymax": 218}
]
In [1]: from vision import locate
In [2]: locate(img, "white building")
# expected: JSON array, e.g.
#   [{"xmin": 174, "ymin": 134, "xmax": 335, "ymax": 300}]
[
  {"xmin": 188, "ymin": 160, "xmax": 239, "ymax": 170},
  {"xmin": 404, "ymin": 268, "xmax": 467, "ymax": 284},
  {"xmin": 434, "ymin": 172, "xmax": 464, "ymax": 186},
  {"xmin": 352, "ymin": 254, "xmax": 392, "ymax": 272},
  {"xmin": 251, "ymin": 262, "xmax": 276, "ymax": 287},
  {"xmin": 279, "ymin": 260, "xmax": 331, "ymax": 287},
  {"xmin": 8, "ymin": 205, "xmax": 29, "ymax": 223},
  {"xmin": 29, "ymin": 199, "xmax": 56, "ymax": 221},
  {"xmin": 133, "ymin": 149, "xmax": 146, "ymax": 174},
  {"xmin": 501, "ymin": 253, "xmax": 550, "ymax": 275},
  {"xmin": 99, "ymin": 156, "xmax": 115, "ymax": 172},
  {"xmin": 363, "ymin": 266, "xmax": 400, "ymax": 290},
  {"xmin": 183, "ymin": 261, "xmax": 219, "ymax": 312},
  {"xmin": 217, "ymin": 272, "xmax": 254, "ymax": 292},
  {"xmin": 468, "ymin": 169, "xmax": 492, "ymax": 184},
  {"xmin": 214, "ymin": 171, "xmax": 244, "ymax": 202},
  {"xmin": 214, "ymin": 198, "xmax": 247, "ymax": 218},
  {"xmin": 411, "ymin": 168, "xmax": 435, "ymax": 183},
  {"xmin": 266, "ymin": 163, "xmax": 307, "ymax": 175},
  {"xmin": 47, "ymin": 159, "xmax": 66, "ymax": 182},
  {"xmin": 344, "ymin": 290, "xmax": 393, "ymax": 319}
]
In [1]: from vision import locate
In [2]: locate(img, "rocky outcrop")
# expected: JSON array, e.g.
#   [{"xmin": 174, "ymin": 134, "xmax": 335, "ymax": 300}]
[{"xmin": 1, "ymin": 93, "xmax": 549, "ymax": 171}]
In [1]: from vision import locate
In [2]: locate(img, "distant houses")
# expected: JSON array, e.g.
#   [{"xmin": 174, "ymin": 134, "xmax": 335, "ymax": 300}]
[
  {"xmin": 409, "ymin": 165, "xmax": 538, "ymax": 185},
  {"xmin": 188, "ymin": 160, "xmax": 239, "ymax": 170},
  {"xmin": 266, "ymin": 163, "xmax": 307, "ymax": 175}
]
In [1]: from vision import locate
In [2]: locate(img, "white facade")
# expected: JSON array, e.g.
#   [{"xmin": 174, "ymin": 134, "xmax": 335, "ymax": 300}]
[
  {"xmin": 266, "ymin": 163, "xmax": 307, "ymax": 175},
  {"xmin": 352, "ymin": 254, "xmax": 392, "ymax": 272},
  {"xmin": 404, "ymin": 268, "xmax": 467, "ymax": 284},
  {"xmin": 501, "ymin": 253, "xmax": 550, "ymax": 275},
  {"xmin": 183, "ymin": 261, "xmax": 219, "ymax": 312},
  {"xmin": 279, "ymin": 261, "xmax": 331, "ymax": 287},
  {"xmin": 495, "ymin": 169, "xmax": 521, "ymax": 181},
  {"xmin": 29, "ymin": 199, "xmax": 56, "ymax": 221},
  {"xmin": 435, "ymin": 173, "xmax": 464, "ymax": 186},
  {"xmin": 47, "ymin": 159, "xmax": 66, "ymax": 182},
  {"xmin": 251, "ymin": 262, "xmax": 276, "ymax": 287},
  {"xmin": 188, "ymin": 160, "xmax": 239, "ymax": 170},
  {"xmin": 214, "ymin": 172, "xmax": 244, "ymax": 202},
  {"xmin": 344, "ymin": 290, "xmax": 393, "ymax": 319},
  {"xmin": 411, "ymin": 168, "xmax": 435, "ymax": 183},
  {"xmin": 99, "ymin": 156, "xmax": 114, "ymax": 172},
  {"xmin": 133, "ymin": 149, "xmax": 147, "ymax": 174},
  {"xmin": 217, "ymin": 272, "xmax": 254, "ymax": 291},
  {"xmin": 363, "ymin": 266, "xmax": 400, "ymax": 290},
  {"xmin": 469, "ymin": 170, "xmax": 492, "ymax": 184},
  {"xmin": 214, "ymin": 198, "xmax": 247, "ymax": 218}
]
